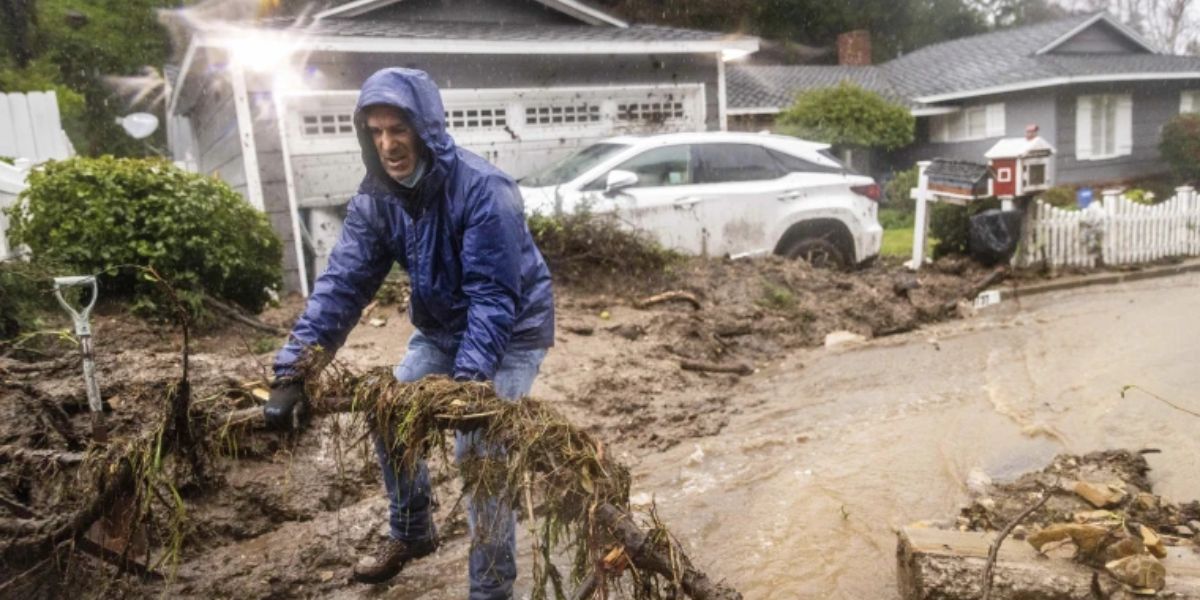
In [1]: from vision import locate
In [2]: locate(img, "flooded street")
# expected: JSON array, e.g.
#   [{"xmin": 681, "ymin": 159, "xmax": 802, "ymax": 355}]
[{"xmin": 635, "ymin": 273, "xmax": 1200, "ymax": 599}]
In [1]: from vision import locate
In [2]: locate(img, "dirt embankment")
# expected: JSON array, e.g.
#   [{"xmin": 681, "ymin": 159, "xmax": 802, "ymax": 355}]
[{"xmin": 0, "ymin": 256, "xmax": 991, "ymax": 598}]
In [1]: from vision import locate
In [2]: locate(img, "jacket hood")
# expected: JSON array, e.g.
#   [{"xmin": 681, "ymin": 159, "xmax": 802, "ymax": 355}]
[{"xmin": 354, "ymin": 68, "xmax": 456, "ymax": 201}]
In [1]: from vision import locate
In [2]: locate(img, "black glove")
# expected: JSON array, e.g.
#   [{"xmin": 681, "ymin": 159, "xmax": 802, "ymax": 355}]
[{"xmin": 264, "ymin": 378, "xmax": 308, "ymax": 431}]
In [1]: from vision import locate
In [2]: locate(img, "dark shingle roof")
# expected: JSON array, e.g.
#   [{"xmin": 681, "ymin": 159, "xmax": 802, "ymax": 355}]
[
  {"xmin": 883, "ymin": 13, "xmax": 1097, "ymax": 98},
  {"xmin": 728, "ymin": 65, "xmax": 904, "ymax": 110},
  {"xmin": 730, "ymin": 12, "xmax": 1200, "ymax": 111},
  {"xmin": 261, "ymin": 17, "xmax": 735, "ymax": 43}
]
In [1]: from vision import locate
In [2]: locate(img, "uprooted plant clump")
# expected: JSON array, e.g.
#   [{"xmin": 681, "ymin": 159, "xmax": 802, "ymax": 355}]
[{"xmin": 0, "ymin": 303, "xmax": 742, "ymax": 600}]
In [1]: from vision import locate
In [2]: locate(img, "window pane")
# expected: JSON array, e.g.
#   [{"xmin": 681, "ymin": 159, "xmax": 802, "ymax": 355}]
[
  {"xmin": 768, "ymin": 148, "xmax": 844, "ymax": 174},
  {"xmin": 1091, "ymin": 96, "xmax": 1105, "ymax": 156},
  {"xmin": 612, "ymin": 145, "xmax": 693, "ymax": 187},
  {"xmin": 1104, "ymin": 97, "xmax": 1117, "ymax": 156},
  {"xmin": 967, "ymin": 108, "xmax": 987, "ymax": 139},
  {"xmin": 695, "ymin": 144, "xmax": 786, "ymax": 183}
]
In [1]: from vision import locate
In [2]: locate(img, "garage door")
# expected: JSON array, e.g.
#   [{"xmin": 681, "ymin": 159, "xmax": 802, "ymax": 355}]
[{"xmin": 280, "ymin": 84, "xmax": 706, "ymax": 209}]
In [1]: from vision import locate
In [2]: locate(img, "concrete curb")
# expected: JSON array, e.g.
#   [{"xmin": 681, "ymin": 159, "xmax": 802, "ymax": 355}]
[{"xmin": 989, "ymin": 259, "xmax": 1200, "ymax": 302}]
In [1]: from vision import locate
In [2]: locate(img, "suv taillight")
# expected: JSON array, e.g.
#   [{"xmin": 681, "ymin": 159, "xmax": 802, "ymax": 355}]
[{"xmin": 851, "ymin": 183, "xmax": 881, "ymax": 202}]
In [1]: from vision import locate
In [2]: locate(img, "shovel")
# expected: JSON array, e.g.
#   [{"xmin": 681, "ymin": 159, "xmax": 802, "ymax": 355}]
[{"xmin": 54, "ymin": 275, "xmax": 106, "ymax": 443}]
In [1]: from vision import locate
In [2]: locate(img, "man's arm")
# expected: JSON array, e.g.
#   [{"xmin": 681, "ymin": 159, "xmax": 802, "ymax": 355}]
[
  {"xmin": 274, "ymin": 196, "xmax": 394, "ymax": 378},
  {"xmin": 453, "ymin": 177, "xmax": 526, "ymax": 382}
]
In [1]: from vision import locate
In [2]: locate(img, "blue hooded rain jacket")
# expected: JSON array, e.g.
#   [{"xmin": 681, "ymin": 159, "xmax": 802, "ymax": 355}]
[{"xmin": 274, "ymin": 68, "xmax": 555, "ymax": 381}]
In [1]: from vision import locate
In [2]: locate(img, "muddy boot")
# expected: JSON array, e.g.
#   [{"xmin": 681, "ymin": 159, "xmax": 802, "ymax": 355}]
[{"xmin": 351, "ymin": 536, "xmax": 438, "ymax": 584}]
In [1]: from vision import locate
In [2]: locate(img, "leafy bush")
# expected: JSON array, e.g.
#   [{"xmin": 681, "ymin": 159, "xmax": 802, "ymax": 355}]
[
  {"xmin": 1124, "ymin": 188, "xmax": 1156, "ymax": 205},
  {"xmin": 1160, "ymin": 113, "xmax": 1200, "ymax": 184},
  {"xmin": 528, "ymin": 211, "xmax": 679, "ymax": 291},
  {"xmin": 0, "ymin": 156, "xmax": 14, "ymax": 165},
  {"xmin": 0, "ymin": 260, "xmax": 54, "ymax": 339},
  {"xmin": 1038, "ymin": 185, "xmax": 1078, "ymax": 210},
  {"xmin": 884, "ymin": 166, "xmax": 919, "ymax": 213},
  {"xmin": 877, "ymin": 208, "xmax": 915, "ymax": 230},
  {"xmin": 929, "ymin": 198, "xmax": 1001, "ymax": 258},
  {"xmin": 7, "ymin": 157, "xmax": 282, "ymax": 315},
  {"xmin": 776, "ymin": 82, "xmax": 915, "ymax": 151}
]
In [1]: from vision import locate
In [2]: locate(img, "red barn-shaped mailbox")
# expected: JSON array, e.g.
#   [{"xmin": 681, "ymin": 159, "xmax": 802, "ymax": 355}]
[{"xmin": 984, "ymin": 133, "xmax": 1055, "ymax": 198}]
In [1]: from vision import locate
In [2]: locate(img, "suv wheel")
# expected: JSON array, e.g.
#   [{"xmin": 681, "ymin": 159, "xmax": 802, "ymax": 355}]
[{"xmin": 784, "ymin": 237, "xmax": 847, "ymax": 269}]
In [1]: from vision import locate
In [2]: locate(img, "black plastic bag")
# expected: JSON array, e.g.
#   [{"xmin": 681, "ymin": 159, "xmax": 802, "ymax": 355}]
[{"xmin": 968, "ymin": 209, "xmax": 1023, "ymax": 265}]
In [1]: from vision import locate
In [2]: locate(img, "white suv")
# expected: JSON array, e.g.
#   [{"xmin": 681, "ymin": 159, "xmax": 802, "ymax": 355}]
[{"xmin": 518, "ymin": 132, "xmax": 882, "ymax": 268}]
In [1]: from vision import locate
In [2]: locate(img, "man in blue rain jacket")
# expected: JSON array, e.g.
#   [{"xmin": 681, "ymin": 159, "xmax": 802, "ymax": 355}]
[{"xmin": 264, "ymin": 68, "xmax": 555, "ymax": 599}]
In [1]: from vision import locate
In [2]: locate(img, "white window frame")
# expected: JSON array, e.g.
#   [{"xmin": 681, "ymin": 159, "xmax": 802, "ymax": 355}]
[
  {"xmin": 1181, "ymin": 90, "xmax": 1200, "ymax": 113},
  {"xmin": 1075, "ymin": 93, "xmax": 1132, "ymax": 161},
  {"xmin": 929, "ymin": 103, "xmax": 1005, "ymax": 143}
]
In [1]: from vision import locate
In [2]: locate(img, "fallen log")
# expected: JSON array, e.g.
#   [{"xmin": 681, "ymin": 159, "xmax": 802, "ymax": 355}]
[
  {"xmin": 0, "ymin": 445, "xmax": 86, "ymax": 467},
  {"xmin": 897, "ymin": 527, "xmax": 1200, "ymax": 600},
  {"xmin": 680, "ymin": 359, "xmax": 754, "ymax": 377},
  {"xmin": 635, "ymin": 290, "xmax": 702, "ymax": 311},
  {"xmin": 595, "ymin": 503, "xmax": 742, "ymax": 600},
  {"xmin": 202, "ymin": 294, "xmax": 286, "ymax": 336}
]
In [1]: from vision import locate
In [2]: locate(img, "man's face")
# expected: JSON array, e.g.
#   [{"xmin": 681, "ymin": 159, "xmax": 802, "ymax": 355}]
[{"xmin": 365, "ymin": 105, "xmax": 421, "ymax": 181}]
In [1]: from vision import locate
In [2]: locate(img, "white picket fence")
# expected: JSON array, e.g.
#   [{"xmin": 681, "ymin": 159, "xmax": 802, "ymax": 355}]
[{"xmin": 1021, "ymin": 186, "xmax": 1200, "ymax": 268}]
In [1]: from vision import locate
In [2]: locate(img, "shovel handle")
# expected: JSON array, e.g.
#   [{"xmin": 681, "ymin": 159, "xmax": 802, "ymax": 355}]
[{"xmin": 54, "ymin": 275, "xmax": 98, "ymax": 336}]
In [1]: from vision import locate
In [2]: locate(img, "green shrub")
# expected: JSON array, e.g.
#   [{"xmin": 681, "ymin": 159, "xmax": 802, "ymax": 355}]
[
  {"xmin": 1160, "ymin": 113, "xmax": 1200, "ymax": 184},
  {"xmin": 1038, "ymin": 185, "xmax": 1078, "ymax": 209},
  {"xmin": 929, "ymin": 198, "xmax": 1001, "ymax": 258},
  {"xmin": 776, "ymin": 82, "xmax": 915, "ymax": 151},
  {"xmin": 884, "ymin": 166, "xmax": 919, "ymax": 213},
  {"xmin": 7, "ymin": 157, "xmax": 282, "ymax": 315},
  {"xmin": 1124, "ymin": 188, "xmax": 1156, "ymax": 205},
  {"xmin": 0, "ymin": 260, "xmax": 54, "ymax": 339},
  {"xmin": 0, "ymin": 156, "xmax": 14, "ymax": 165}
]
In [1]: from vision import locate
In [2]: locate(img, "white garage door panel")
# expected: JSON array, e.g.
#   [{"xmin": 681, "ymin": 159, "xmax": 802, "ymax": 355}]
[
  {"xmin": 281, "ymin": 84, "xmax": 707, "ymax": 192},
  {"xmin": 293, "ymin": 151, "xmax": 365, "ymax": 207}
]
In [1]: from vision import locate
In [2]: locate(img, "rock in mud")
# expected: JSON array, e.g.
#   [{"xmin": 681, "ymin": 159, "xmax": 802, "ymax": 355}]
[{"xmin": 824, "ymin": 330, "xmax": 867, "ymax": 348}]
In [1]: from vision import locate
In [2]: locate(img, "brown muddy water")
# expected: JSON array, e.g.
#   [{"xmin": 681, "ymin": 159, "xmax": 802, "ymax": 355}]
[{"xmin": 630, "ymin": 273, "xmax": 1200, "ymax": 599}]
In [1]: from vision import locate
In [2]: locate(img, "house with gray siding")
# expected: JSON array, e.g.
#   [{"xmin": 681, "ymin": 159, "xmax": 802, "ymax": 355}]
[
  {"xmin": 728, "ymin": 12, "xmax": 1200, "ymax": 188},
  {"xmin": 165, "ymin": 0, "xmax": 758, "ymax": 294}
]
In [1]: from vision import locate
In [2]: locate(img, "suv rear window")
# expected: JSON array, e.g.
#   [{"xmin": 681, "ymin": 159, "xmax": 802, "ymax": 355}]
[
  {"xmin": 768, "ymin": 149, "xmax": 847, "ymax": 174},
  {"xmin": 694, "ymin": 144, "xmax": 787, "ymax": 183}
]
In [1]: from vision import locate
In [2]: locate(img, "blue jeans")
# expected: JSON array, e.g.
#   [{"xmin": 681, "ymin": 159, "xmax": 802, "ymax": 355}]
[{"xmin": 376, "ymin": 331, "xmax": 546, "ymax": 600}]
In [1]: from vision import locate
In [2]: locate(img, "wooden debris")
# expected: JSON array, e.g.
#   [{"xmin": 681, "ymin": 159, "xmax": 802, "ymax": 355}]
[
  {"xmin": 1072, "ymin": 480, "xmax": 1127, "ymax": 508},
  {"xmin": 634, "ymin": 291, "xmax": 702, "ymax": 311},
  {"xmin": 981, "ymin": 491, "xmax": 1050, "ymax": 600},
  {"xmin": 1106, "ymin": 554, "xmax": 1166, "ymax": 592},
  {"xmin": 596, "ymin": 503, "xmax": 742, "ymax": 600},
  {"xmin": 202, "ymin": 294, "xmax": 285, "ymax": 336},
  {"xmin": 679, "ymin": 359, "xmax": 754, "ymax": 377},
  {"xmin": 898, "ymin": 527, "xmax": 1200, "ymax": 600}
]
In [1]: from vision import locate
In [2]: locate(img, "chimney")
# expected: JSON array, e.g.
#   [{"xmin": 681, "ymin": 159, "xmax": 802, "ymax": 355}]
[{"xmin": 837, "ymin": 30, "xmax": 872, "ymax": 66}]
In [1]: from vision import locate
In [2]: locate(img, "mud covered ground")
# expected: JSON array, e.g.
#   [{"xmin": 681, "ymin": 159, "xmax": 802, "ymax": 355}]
[{"xmin": 0, "ymin": 255, "xmax": 997, "ymax": 598}]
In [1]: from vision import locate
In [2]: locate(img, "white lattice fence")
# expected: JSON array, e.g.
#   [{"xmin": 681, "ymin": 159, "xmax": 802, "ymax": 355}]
[{"xmin": 1022, "ymin": 186, "xmax": 1200, "ymax": 268}]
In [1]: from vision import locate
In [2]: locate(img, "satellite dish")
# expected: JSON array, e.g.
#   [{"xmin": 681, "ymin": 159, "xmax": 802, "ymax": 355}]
[{"xmin": 116, "ymin": 113, "xmax": 159, "ymax": 139}]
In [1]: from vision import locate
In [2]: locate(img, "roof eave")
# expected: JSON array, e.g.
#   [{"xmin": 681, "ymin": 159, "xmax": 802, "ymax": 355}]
[
  {"xmin": 1035, "ymin": 12, "xmax": 1158, "ymax": 55},
  {"xmin": 207, "ymin": 30, "xmax": 757, "ymax": 55},
  {"xmin": 530, "ymin": 0, "xmax": 627, "ymax": 27},
  {"xmin": 726, "ymin": 107, "xmax": 781, "ymax": 115},
  {"xmin": 913, "ymin": 71, "xmax": 1200, "ymax": 104},
  {"xmin": 315, "ymin": 0, "xmax": 628, "ymax": 27}
]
